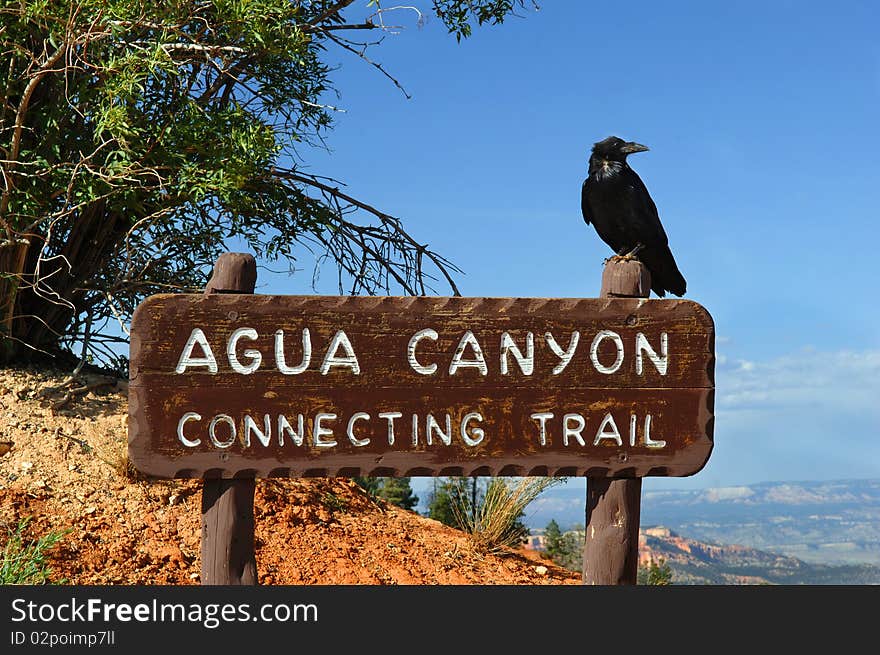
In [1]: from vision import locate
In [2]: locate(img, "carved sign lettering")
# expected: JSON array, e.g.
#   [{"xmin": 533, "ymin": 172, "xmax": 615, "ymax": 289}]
[{"xmin": 128, "ymin": 296, "xmax": 714, "ymax": 478}]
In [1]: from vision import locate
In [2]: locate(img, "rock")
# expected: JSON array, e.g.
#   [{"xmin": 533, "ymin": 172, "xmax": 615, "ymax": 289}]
[
  {"xmin": 534, "ymin": 565, "xmax": 549, "ymax": 576},
  {"xmin": 20, "ymin": 461, "xmax": 33, "ymax": 471},
  {"xmin": 154, "ymin": 545, "xmax": 186, "ymax": 568}
]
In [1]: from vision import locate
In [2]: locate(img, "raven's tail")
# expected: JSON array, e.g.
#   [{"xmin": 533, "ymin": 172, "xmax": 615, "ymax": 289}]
[{"xmin": 641, "ymin": 244, "xmax": 687, "ymax": 298}]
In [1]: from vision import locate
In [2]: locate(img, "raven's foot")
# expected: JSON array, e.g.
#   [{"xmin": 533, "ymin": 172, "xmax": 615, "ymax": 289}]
[{"xmin": 609, "ymin": 243, "xmax": 645, "ymax": 263}]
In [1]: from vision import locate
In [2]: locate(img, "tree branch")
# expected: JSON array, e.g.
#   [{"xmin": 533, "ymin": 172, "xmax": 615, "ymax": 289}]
[
  {"xmin": 307, "ymin": 0, "xmax": 358, "ymax": 27},
  {"xmin": 273, "ymin": 167, "xmax": 461, "ymax": 296},
  {"xmin": 323, "ymin": 31, "xmax": 411, "ymax": 99},
  {"xmin": 302, "ymin": 22, "xmax": 380, "ymax": 32},
  {"xmin": 0, "ymin": 43, "xmax": 68, "ymax": 238}
]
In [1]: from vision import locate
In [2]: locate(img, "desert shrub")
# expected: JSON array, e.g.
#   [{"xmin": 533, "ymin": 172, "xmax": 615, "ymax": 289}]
[
  {"xmin": 638, "ymin": 558, "xmax": 673, "ymax": 585},
  {"xmin": 453, "ymin": 478, "xmax": 563, "ymax": 555}
]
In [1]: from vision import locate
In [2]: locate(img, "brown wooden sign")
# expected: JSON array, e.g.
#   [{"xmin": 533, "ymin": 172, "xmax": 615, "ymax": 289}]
[{"xmin": 128, "ymin": 295, "xmax": 714, "ymax": 478}]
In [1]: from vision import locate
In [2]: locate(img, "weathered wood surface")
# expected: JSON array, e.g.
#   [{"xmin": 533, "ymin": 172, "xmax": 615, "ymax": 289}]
[
  {"xmin": 583, "ymin": 257, "xmax": 654, "ymax": 586},
  {"xmin": 204, "ymin": 252, "xmax": 257, "ymax": 295},
  {"xmin": 600, "ymin": 258, "xmax": 652, "ymax": 298},
  {"xmin": 583, "ymin": 476, "xmax": 642, "ymax": 585},
  {"xmin": 129, "ymin": 292, "xmax": 714, "ymax": 478},
  {"xmin": 201, "ymin": 473, "xmax": 257, "ymax": 585},
  {"xmin": 199, "ymin": 253, "xmax": 257, "ymax": 585}
]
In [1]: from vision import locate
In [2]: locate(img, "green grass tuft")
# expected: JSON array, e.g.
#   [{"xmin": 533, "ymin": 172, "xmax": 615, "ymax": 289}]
[{"xmin": 1, "ymin": 517, "xmax": 68, "ymax": 585}]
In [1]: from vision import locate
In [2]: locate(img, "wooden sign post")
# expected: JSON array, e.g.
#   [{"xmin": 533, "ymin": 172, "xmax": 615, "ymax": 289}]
[
  {"xmin": 584, "ymin": 258, "xmax": 653, "ymax": 585},
  {"xmin": 200, "ymin": 253, "xmax": 257, "ymax": 585},
  {"xmin": 128, "ymin": 254, "xmax": 715, "ymax": 585}
]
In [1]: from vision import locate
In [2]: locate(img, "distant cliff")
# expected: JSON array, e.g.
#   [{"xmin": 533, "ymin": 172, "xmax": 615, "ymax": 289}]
[
  {"xmin": 639, "ymin": 526, "xmax": 880, "ymax": 585},
  {"xmin": 526, "ymin": 478, "xmax": 880, "ymax": 566}
]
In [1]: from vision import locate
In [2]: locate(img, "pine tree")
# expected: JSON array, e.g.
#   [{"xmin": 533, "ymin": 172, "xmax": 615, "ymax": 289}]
[
  {"xmin": 544, "ymin": 520, "xmax": 564, "ymax": 560},
  {"xmin": 558, "ymin": 529, "xmax": 585, "ymax": 571},
  {"xmin": 541, "ymin": 520, "xmax": 584, "ymax": 571},
  {"xmin": 379, "ymin": 478, "xmax": 419, "ymax": 511}
]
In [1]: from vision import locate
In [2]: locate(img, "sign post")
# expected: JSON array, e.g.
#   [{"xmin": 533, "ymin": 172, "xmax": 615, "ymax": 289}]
[
  {"xmin": 584, "ymin": 258, "xmax": 654, "ymax": 585},
  {"xmin": 199, "ymin": 253, "xmax": 257, "ymax": 585},
  {"xmin": 128, "ymin": 254, "xmax": 715, "ymax": 585}
]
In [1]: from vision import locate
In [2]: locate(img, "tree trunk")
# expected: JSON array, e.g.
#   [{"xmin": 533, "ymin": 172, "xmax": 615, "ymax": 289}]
[
  {"xmin": 0, "ymin": 239, "xmax": 30, "ymax": 361},
  {"xmin": 6, "ymin": 203, "xmax": 127, "ymax": 360}
]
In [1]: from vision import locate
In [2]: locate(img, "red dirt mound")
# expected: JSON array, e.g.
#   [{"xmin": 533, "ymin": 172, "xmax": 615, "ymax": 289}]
[{"xmin": 0, "ymin": 366, "xmax": 578, "ymax": 585}]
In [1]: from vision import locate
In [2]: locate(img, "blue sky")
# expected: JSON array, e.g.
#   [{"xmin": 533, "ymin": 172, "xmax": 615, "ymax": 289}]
[{"xmin": 254, "ymin": 1, "xmax": 880, "ymax": 493}]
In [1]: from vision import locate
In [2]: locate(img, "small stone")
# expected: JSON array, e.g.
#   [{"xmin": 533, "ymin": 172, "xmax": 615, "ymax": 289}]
[
  {"xmin": 84, "ymin": 506, "xmax": 97, "ymax": 515},
  {"xmin": 534, "ymin": 565, "xmax": 549, "ymax": 576},
  {"xmin": 168, "ymin": 494, "xmax": 180, "ymax": 506},
  {"xmin": 20, "ymin": 461, "xmax": 33, "ymax": 471}
]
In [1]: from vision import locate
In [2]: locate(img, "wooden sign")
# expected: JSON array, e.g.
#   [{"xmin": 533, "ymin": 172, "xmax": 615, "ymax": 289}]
[{"xmin": 128, "ymin": 295, "xmax": 714, "ymax": 478}]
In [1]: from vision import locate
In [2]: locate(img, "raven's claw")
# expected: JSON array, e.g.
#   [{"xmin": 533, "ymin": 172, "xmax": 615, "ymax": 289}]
[{"xmin": 608, "ymin": 243, "xmax": 645, "ymax": 263}]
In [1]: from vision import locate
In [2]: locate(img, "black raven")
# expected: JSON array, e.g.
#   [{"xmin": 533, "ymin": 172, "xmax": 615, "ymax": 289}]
[{"xmin": 581, "ymin": 136, "xmax": 686, "ymax": 297}]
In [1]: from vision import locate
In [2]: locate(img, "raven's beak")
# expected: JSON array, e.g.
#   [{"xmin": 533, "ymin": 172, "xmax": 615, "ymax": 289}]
[{"xmin": 621, "ymin": 141, "xmax": 649, "ymax": 154}]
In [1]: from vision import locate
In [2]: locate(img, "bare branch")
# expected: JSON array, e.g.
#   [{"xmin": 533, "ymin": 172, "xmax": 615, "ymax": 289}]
[
  {"xmin": 274, "ymin": 167, "xmax": 462, "ymax": 296},
  {"xmin": 323, "ymin": 31, "xmax": 411, "ymax": 99},
  {"xmin": 307, "ymin": 0, "xmax": 358, "ymax": 28},
  {"xmin": 301, "ymin": 22, "xmax": 381, "ymax": 33}
]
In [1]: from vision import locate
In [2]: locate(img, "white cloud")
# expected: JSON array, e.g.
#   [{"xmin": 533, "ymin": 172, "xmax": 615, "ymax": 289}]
[
  {"xmin": 670, "ymin": 347, "xmax": 880, "ymax": 487},
  {"xmin": 717, "ymin": 348, "xmax": 880, "ymax": 415}
]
